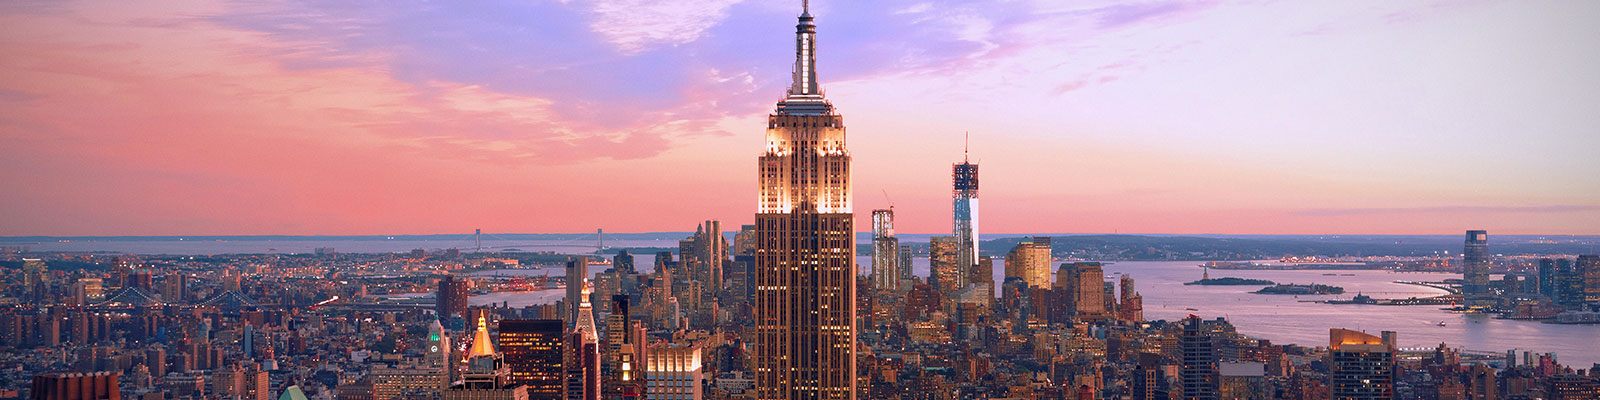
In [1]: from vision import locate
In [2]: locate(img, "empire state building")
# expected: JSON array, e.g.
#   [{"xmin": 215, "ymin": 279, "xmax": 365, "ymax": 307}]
[{"xmin": 753, "ymin": 2, "xmax": 856, "ymax": 400}]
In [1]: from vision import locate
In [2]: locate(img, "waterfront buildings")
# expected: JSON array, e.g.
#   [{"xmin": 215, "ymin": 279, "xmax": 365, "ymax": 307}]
[
  {"xmin": 1463, "ymin": 230, "xmax": 1491, "ymax": 306},
  {"xmin": 870, "ymin": 209, "xmax": 901, "ymax": 291},
  {"xmin": 751, "ymin": 3, "xmax": 857, "ymax": 400},
  {"xmin": 1581, "ymin": 255, "xmax": 1600, "ymax": 303},
  {"xmin": 1327, "ymin": 329, "xmax": 1395, "ymax": 400}
]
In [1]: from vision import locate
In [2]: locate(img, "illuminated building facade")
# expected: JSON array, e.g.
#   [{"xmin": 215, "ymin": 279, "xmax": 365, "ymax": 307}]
[
  {"xmin": 870, "ymin": 209, "xmax": 901, "ymax": 291},
  {"xmin": 645, "ymin": 344, "xmax": 703, "ymax": 400},
  {"xmin": 929, "ymin": 236, "xmax": 964, "ymax": 294},
  {"xmin": 499, "ymin": 319, "xmax": 565, "ymax": 399},
  {"xmin": 1328, "ymin": 329, "xmax": 1395, "ymax": 400},
  {"xmin": 567, "ymin": 285, "xmax": 601, "ymax": 400},
  {"xmin": 1004, "ymin": 237, "xmax": 1052, "ymax": 288},
  {"xmin": 445, "ymin": 316, "xmax": 528, "ymax": 400},
  {"xmin": 752, "ymin": 2, "xmax": 856, "ymax": 400}
]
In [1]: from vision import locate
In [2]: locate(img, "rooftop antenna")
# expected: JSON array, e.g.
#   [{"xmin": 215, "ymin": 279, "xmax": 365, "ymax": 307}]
[
  {"xmin": 964, "ymin": 131, "xmax": 970, "ymax": 163},
  {"xmin": 803, "ymin": 0, "xmax": 809, "ymax": 14}
]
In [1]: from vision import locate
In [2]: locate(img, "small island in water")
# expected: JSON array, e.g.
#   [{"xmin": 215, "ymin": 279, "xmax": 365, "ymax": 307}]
[
  {"xmin": 1253, "ymin": 283, "xmax": 1345, "ymax": 295},
  {"xmin": 1185, "ymin": 277, "xmax": 1276, "ymax": 286}
]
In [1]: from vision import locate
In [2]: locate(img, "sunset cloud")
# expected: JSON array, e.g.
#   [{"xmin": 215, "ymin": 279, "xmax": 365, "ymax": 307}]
[{"xmin": 1, "ymin": 0, "xmax": 1597, "ymax": 235}]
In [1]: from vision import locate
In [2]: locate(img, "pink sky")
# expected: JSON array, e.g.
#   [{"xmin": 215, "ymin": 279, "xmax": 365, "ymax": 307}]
[{"xmin": 1, "ymin": 0, "xmax": 1597, "ymax": 236}]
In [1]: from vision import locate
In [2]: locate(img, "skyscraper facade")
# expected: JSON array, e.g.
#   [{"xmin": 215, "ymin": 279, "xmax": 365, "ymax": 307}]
[
  {"xmin": 870, "ymin": 209, "xmax": 901, "ymax": 291},
  {"xmin": 752, "ymin": 3, "xmax": 856, "ymax": 400},
  {"xmin": 952, "ymin": 149, "xmax": 979, "ymax": 276},
  {"xmin": 1181, "ymin": 316, "xmax": 1219, "ymax": 400},
  {"xmin": 499, "ymin": 319, "xmax": 565, "ymax": 399},
  {"xmin": 1328, "ymin": 329, "xmax": 1395, "ymax": 400},
  {"xmin": 646, "ymin": 344, "xmax": 704, "ymax": 400},
  {"xmin": 566, "ymin": 257, "xmax": 588, "ymax": 327},
  {"xmin": 566, "ymin": 286, "xmax": 601, "ymax": 400},
  {"xmin": 1462, "ymin": 230, "xmax": 1491, "ymax": 305},
  {"xmin": 439, "ymin": 275, "xmax": 470, "ymax": 327},
  {"xmin": 1004, "ymin": 237, "xmax": 1052, "ymax": 288},
  {"xmin": 1580, "ymin": 254, "xmax": 1600, "ymax": 303},
  {"xmin": 929, "ymin": 236, "xmax": 964, "ymax": 294}
]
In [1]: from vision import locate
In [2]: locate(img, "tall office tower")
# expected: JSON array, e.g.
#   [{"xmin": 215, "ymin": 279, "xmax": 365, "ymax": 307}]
[
  {"xmin": 929, "ymin": 236, "xmax": 965, "ymax": 294},
  {"xmin": 752, "ymin": 3, "xmax": 856, "ymax": 400},
  {"xmin": 1004, "ymin": 237, "xmax": 1052, "ymax": 288},
  {"xmin": 1328, "ymin": 329, "xmax": 1395, "ymax": 400},
  {"xmin": 1580, "ymin": 255, "xmax": 1600, "ymax": 303},
  {"xmin": 446, "ymin": 316, "xmax": 528, "ymax": 400},
  {"xmin": 603, "ymin": 296, "xmax": 635, "ymax": 400},
  {"xmin": 603, "ymin": 298, "xmax": 639, "ymax": 400},
  {"xmin": 870, "ymin": 209, "xmax": 902, "ymax": 291},
  {"xmin": 1119, "ymin": 275, "xmax": 1144, "ymax": 322},
  {"xmin": 734, "ymin": 225, "xmax": 758, "ymax": 256},
  {"xmin": 1462, "ymin": 230, "xmax": 1491, "ymax": 305},
  {"xmin": 1181, "ymin": 316, "xmax": 1219, "ymax": 400},
  {"xmin": 680, "ymin": 220, "xmax": 728, "ymax": 301},
  {"xmin": 646, "ymin": 344, "xmax": 704, "ymax": 400},
  {"xmin": 1063, "ymin": 262, "xmax": 1106, "ymax": 319},
  {"xmin": 439, "ymin": 275, "xmax": 471, "ymax": 326},
  {"xmin": 163, "ymin": 273, "xmax": 188, "ymax": 303},
  {"xmin": 566, "ymin": 286, "xmax": 600, "ymax": 400},
  {"xmin": 499, "ymin": 320, "xmax": 565, "ymax": 399},
  {"xmin": 897, "ymin": 245, "xmax": 915, "ymax": 283},
  {"xmin": 22, "ymin": 258, "xmax": 48, "ymax": 304},
  {"xmin": 1557, "ymin": 259, "xmax": 1586, "ymax": 308},
  {"xmin": 1538, "ymin": 258, "xmax": 1558, "ymax": 298},
  {"xmin": 566, "ymin": 257, "xmax": 588, "ymax": 327},
  {"xmin": 30, "ymin": 371, "xmax": 122, "ymax": 400},
  {"xmin": 614, "ymin": 251, "xmax": 635, "ymax": 275},
  {"xmin": 952, "ymin": 146, "xmax": 979, "ymax": 274}
]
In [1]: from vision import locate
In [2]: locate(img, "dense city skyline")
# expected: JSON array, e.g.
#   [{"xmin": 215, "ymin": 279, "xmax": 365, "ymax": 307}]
[{"xmin": 2, "ymin": 1, "xmax": 1598, "ymax": 236}]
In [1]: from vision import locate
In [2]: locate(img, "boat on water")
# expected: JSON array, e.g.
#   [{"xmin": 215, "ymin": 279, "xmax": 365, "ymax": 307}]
[
  {"xmin": 1184, "ymin": 307, "xmax": 1199, "ymax": 311},
  {"xmin": 1437, "ymin": 321, "xmax": 1446, "ymax": 327}
]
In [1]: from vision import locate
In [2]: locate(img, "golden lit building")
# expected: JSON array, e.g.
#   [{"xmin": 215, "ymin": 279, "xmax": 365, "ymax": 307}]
[
  {"xmin": 752, "ymin": 2, "xmax": 855, "ymax": 400},
  {"xmin": 1004, "ymin": 237, "xmax": 1052, "ymax": 288},
  {"xmin": 646, "ymin": 344, "xmax": 703, "ymax": 400}
]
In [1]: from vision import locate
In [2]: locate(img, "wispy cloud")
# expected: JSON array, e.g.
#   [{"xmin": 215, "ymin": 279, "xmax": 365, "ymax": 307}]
[
  {"xmin": 588, "ymin": 0, "xmax": 744, "ymax": 54},
  {"xmin": 1296, "ymin": 205, "xmax": 1600, "ymax": 216}
]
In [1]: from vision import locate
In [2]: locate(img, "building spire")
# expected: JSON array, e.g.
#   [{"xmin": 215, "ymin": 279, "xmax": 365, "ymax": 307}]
[
  {"xmin": 964, "ymin": 131, "xmax": 970, "ymax": 163},
  {"xmin": 790, "ymin": 0, "xmax": 819, "ymax": 98}
]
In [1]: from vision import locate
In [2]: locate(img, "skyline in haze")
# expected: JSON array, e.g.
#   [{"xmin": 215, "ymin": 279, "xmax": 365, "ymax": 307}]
[{"xmin": 2, "ymin": 0, "xmax": 1599, "ymax": 236}]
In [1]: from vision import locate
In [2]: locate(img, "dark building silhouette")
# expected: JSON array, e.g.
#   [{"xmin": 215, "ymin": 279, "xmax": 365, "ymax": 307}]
[
  {"xmin": 1181, "ymin": 316, "xmax": 1218, "ymax": 400},
  {"xmin": 499, "ymin": 319, "xmax": 564, "ymax": 399},
  {"xmin": 437, "ymin": 275, "xmax": 469, "ymax": 327}
]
